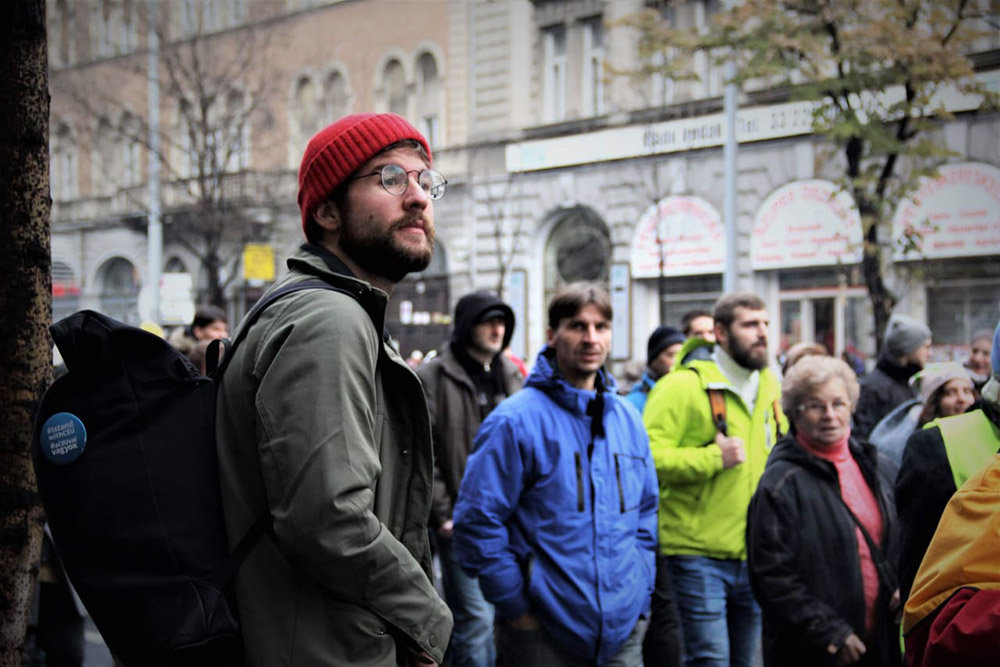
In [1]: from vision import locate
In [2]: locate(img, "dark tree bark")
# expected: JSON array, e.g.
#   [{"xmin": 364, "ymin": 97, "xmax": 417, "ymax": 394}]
[{"xmin": 0, "ymin": 1, "xmax": 51, "ymax": 662}]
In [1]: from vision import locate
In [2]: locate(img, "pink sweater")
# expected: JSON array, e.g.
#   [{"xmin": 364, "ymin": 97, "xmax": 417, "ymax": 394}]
[{"xmin": 797, "ymin": 431, "xmax": 883, "ymax": 633}]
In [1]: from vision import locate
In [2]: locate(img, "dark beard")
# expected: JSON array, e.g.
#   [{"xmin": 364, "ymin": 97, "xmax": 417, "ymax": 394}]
[
  {"xmin": 340, "ymin": 214, "xmax": 434, "ymax": 283},
  {"xmin": 728, "ymin": 335, "xmax": 768, "ymax": 371}
]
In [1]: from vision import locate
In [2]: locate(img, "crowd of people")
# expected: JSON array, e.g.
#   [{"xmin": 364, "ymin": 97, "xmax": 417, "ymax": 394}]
[
  {"xmin": 36, "ymin": 112, "xmax": 992, "ymax": 667},
  {"xmin": 209, "ymin": 112, "xmax": 996, "ymax": 667}
]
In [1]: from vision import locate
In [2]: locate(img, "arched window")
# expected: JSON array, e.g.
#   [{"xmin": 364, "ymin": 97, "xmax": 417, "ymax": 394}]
[
  {"xmin": 119, "ymin": 112, "xmax": 142, "ymax": 186},
  {"xmin": 325, "ymin": 70, "xmax": 350, "ymax": 122},
  {"xmin": 51, "ymin": 122, "xmax": 78, "ymax": 200},
  {"xmin": 52, "ymin": 0, "xmax": 74, "ymax": 66},
  {"xmin": 383, "ymin": 59, "xmax": 408, "ymax": 117},
  {"xmin": 93, "ymin": 116, "xmax": 117, "ymax": 196},
  {"xmin": 414, "ymin": 52, "xmax": 441, "ymax": 148},
  {"xmin": 97, "ymin": 257, "xmax": 140, "ymax": 325},
  {"xmin": 225, "ymin": 89, "xmax": 249, "ymax": 172},
  {"xmin": 295, "ymin": 75, "xmax": 322, "ymax": 147},
  {"xmin": 544, "ymin": 205, "xmax": 611, "ymax": 303},
  {"xmin": 164, "ymin": 256, "xmax": 188, "ymax": 273}
]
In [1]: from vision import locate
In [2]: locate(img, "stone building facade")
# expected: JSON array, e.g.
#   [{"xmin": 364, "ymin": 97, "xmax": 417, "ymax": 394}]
[{"xmin": 48, "ymin": 0, "xmax": 1000, "ymax": 368}]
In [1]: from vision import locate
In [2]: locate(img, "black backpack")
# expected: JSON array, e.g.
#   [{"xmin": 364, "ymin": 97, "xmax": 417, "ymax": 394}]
[{"xmin": 31, "ymin": 279, "xmax": 339, "ymax": 666}]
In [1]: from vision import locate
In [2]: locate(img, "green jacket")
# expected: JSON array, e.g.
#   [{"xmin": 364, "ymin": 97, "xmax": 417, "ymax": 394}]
[
  {"xmin": 644, "ymin": 346, "xmax": 787, "ymax": 560},
  {"xmin": 216, "ymin": 245, "xmax": 452, "ymax": 665}
]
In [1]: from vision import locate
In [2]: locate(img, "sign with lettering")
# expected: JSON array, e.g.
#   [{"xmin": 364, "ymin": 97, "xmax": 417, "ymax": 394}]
[
  {"xmin": 892, "ymin": 162, "xmax": 1000, "ymax": 260},
  {"xmin": 630, "ymin": 196, "xmax": 725, "ymax": 277},
  {"xmin": 751, "ymin": 180, "xmax": 862, "ymax": 270}
]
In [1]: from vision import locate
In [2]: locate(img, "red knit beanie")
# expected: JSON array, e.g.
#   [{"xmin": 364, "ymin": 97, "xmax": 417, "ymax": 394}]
[{"xmin": 296, "ymin": 113, "xmax": 431, "ymax": 235}]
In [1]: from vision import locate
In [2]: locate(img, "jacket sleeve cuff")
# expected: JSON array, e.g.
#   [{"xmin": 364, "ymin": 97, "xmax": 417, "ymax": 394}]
[{"xmin": 491, "ymin": 588, "xmax": 531, "ymax": 621}]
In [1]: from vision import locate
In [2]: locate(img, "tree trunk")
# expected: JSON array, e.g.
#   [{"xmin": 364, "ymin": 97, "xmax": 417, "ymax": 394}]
[
  {"xmin": 0, "ymin": 1, "xmax": 50, "ymax": 663},
  {"xmin": 846, "ymin": 136, "xmax": 896, "ymax": 355}
]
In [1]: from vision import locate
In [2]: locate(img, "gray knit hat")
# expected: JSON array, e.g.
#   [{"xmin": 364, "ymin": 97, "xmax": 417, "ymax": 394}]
[{"xmin": 884, "ymin": 313, "xmax": 931, "ymax": 358}]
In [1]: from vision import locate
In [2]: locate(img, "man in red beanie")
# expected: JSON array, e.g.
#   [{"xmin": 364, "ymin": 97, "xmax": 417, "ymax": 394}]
[{"xmin": 217, "ymin": 113, "xmax": 453, "ymax": 666}]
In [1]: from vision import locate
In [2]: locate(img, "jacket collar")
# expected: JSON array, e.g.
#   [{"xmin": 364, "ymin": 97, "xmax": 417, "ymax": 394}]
[
  {"xmin": 525, "ymin": 345, "xmax": 616, "ymax": 417},
  {"xmin": 285, "ymin": 244, "xmax": 389, "ymax": 341}
]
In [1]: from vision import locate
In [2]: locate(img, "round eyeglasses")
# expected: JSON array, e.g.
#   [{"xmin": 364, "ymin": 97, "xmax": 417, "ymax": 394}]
[{"xmin": 350, "ymin": 164, "xmax": 447, "ymax": 200}]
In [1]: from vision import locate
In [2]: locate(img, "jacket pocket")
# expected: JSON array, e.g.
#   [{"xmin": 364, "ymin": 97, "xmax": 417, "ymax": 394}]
[
  {"xmin": 575, "ymin": 452, "xmax": 585, "ymax": 511},
  {"xmin": 614, "ymin": 453, "xmax": 647, "ymax": 513}
]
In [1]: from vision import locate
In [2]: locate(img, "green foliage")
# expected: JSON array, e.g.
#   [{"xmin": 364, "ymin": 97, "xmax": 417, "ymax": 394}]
[{"xmin": 612, "ymin": 0, "xmax": 998, "ymax": 340}]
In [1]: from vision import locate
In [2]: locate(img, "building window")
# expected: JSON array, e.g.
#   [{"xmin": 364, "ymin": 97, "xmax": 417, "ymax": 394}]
[
  {"xmin": 51, "ymin": 0, "xmax": 74, "ymax": 67},
  {"xmin": 581, "ymin": 16, "xmax": 605, "ymax": 117},
  {"xmin": 51, "ymin": 122, "xmax": 78, "ymax": 201},
  {"xmin": 97, "ymin": 257, "xmax": 141, "ymax": 325},
  {"xmin": 119, "ymin": 112, "xmax": 142, "ymax": 186},
  {"xmin": 415, "ymin": 52, "xmax": 441, "ymax": 148},
  {"xmin": 544, "ymin": 205, "xmax": 611, "ymax": 304},
  {"xmin": 543, "ymin": 25, "xmax": 567, "ymax": 122},
  {"xmin": 93, "ymin": 116, "xmax": 117, "ymax": 196},
  {"xmin": 383, "ymin": 59, "xmax": 408, "ymax": 117},
  {"xmin": 224, "ymin": 89, "xmax": 250, "ymax": 172},
  {"xmin": 92, "ymin": 0, "xmax": 115, "ymax": 58},
  {"xmin": 295, "ymin": 75, "xmax": 322, "ymax": 147},
  {"xmin": 324, "ymin": 70, "xmax": 351, "ymax": 122}
]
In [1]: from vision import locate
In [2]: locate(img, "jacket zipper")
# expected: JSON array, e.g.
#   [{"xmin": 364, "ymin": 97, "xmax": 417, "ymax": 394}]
[
  {"xmin": 575, "ymin": 452, "xmax": 584, "ymax": 512},
  {"xmin": 614, "ymin": 454, "xmax": 626, "ymax": 513}
]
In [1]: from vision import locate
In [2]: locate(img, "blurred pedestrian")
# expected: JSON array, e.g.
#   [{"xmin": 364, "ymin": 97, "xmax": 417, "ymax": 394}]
[
  {"xmin": 625, "ymin": 325, "xmax": 686, "ymax": 413},
  {"xmin": 853, "ymin": 314, "xmax": 931, "ymax": 441},
  {"xmin": 167, "ymin": 305, "xmax": 228, "ymax": 356},
  {"xmin": 453, "ymin": 283, "xmax": 657, "ymax": 666},
  {"xmin": 681, "ymin": 308, "xmax": 715, "ymax": 342},
  {"xmin": 895, "ymin": 321, "xmax": 1000, "ymax": 605},
  {"xmin": 417, "ymin": 291, "xmax": 523, "ymax": 667},
  {"xmin": 780, "ymin": 341, "xmax": 828, "ymax": 375},
  {"xmin": 869, "ymin": 361, "xmax": 976, "ymax": 470},
  {"xmin": 644, "ymin": 293, "xmax": 787, "ymax": 667},
  {"xmin": 901, "ymin": 450, "xmax": 1000, "ymax": 666},
  {"xmin": 748, "ymin": 355, "xmax": 901, "ymax": 667},
  {"xmin": 964, "ymin": 328, "xmax": 992, "ymax": 395}
]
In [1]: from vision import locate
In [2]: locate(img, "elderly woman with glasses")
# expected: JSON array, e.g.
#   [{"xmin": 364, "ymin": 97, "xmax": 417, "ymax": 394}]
[{"xmin": 747, "ymin": 356, "xmax": 901, "ymax": 667}]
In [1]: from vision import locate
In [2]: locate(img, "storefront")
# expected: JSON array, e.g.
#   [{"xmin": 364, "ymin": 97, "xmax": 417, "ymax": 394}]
[{"xmin": 750, "ymin": 179, "xmax": 874, "ymax": 368}]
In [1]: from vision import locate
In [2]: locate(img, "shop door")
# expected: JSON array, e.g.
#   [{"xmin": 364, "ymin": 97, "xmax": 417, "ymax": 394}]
[{"xmin": 779, "ymin": 289, "xmax": 873, "ymax": 371}]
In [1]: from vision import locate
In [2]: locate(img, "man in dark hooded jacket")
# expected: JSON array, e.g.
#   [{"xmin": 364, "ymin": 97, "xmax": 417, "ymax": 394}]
[
  {"xmin": 417, "ymin": 291, "xmax": 523, "ymax": 666},
  {"xmin": 853, "ymin": 314, "xmax": 932, "ymax": 441}
]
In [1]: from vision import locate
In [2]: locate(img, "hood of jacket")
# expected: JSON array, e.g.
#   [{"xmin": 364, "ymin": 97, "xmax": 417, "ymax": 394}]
[
  {"xmin": 525, "ymin": 345, "xmax": 618, "ymax": 416},
  {"xmin": 450, "ymin": 291, "xmax": 515, "ymax": 352},
  {"xmin": 875, "ymin": 347, "xmax": 923, "ymax": 384},
  {"xmin": 677, "ymin": 335, "xmax": 714, "ymax": 367}
]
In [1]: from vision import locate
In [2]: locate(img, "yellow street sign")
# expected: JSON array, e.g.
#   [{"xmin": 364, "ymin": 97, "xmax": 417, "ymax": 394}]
[{"xmin": 243, "ymin": 244, "xmax": 275, "ymax": 281}]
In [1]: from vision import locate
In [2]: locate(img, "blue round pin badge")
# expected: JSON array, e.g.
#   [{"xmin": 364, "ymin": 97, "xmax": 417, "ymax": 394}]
[{"xmin": 40, "ymin": 412, "xmax": 87, "ymax": 464}]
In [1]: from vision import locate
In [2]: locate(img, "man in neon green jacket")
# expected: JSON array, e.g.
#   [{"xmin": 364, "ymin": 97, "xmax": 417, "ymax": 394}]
[{"xmin": 644, "ymin": 293, "xmax": 787, "ymax": 667}]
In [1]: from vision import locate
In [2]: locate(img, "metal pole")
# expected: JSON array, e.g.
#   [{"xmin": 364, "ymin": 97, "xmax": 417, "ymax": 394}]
[
  {"xmin": 722, "ymin": 57, "xmax": 738, "ymax": 294},
  {"xmin": 146, "ymin": 0, "xmax": 162, "ymax": 324}
]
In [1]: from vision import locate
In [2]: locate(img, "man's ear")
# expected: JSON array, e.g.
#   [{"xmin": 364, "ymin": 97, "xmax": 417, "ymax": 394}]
[
  {"xmin": 313, "ymin": 200, "xmax": 341, "ymax": 235},
  {"xmin": 546, "ymin": 327, "xmax": 556, "ymax": 346}
]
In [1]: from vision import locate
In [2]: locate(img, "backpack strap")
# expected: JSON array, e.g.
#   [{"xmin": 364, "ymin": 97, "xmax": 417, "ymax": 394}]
[
  {"xmin": 686, "ymin": 365, "xmax": 730, "ymax": 438},
  {"xmin": 206, "ymin": 278, "xmax": 349, "ymax": 377},
  {"xmin": 707, "ymin": 388, "xmax": 728, "ymax": 436},
  {"xmin": 209, "ymin": 278, "xmax": 352, "ymax": 586}
]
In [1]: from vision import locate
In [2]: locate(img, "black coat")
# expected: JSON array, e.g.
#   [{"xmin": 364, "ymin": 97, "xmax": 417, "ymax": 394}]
[
  {"xmin": 747, "ymin": 436, "xmax": 901, "ymax": 667},
  {"xmin": 853, "ymin": 353, "xmax": 920, "ymax": 441},
  {"xmin": 893, "ymin": 425, "xmax": 954, "ymax": 604}
]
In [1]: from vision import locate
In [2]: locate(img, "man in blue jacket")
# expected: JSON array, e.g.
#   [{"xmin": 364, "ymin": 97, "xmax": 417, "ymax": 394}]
[{"xmin": 453, "ymin": 283, "xmax": 658, "ymax": 666}]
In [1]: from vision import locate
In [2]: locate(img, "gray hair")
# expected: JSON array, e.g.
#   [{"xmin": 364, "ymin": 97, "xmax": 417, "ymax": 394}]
[{"xmin": 781, "ymin": 355, "xmax": 860, "ymax": 417}]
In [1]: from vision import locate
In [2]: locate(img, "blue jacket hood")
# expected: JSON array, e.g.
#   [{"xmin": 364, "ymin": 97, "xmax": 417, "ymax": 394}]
[{"xmin": 526, "ymin": 345, "xmax": 618, "ymax": 415}]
